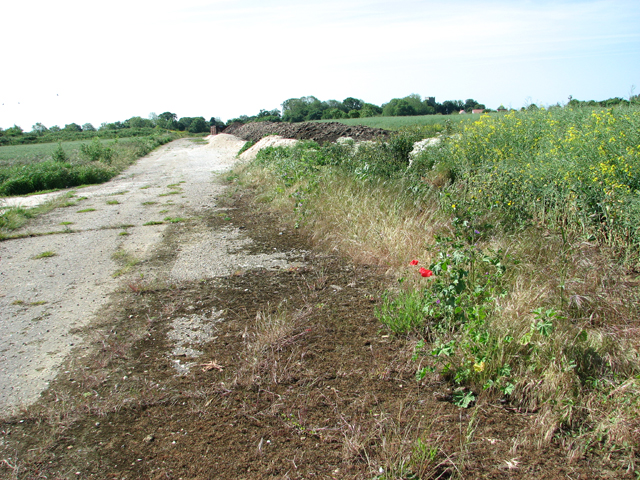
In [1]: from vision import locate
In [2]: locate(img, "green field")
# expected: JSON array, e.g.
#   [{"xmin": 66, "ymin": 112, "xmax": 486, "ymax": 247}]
[
  {"xmin": 0, "ymin": 138, "xmax": 139, "ymax": 167},
  {"xmin": 315, "ymin": 113, "xmax": 485, "ymax": 130}
]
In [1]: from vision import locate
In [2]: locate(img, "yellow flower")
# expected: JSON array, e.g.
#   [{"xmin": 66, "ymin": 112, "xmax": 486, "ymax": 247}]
[{"xmin": 473, "ymin": 361, "xmax": 485, "ymax": 372}]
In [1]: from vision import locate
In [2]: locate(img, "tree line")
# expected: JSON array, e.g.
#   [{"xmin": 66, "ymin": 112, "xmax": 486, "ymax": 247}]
[
  {"xmin": 2, "ymin": 93, "xmax": 638, "ymax": 147},
  {"xmin": 227, "ymin": 94, "xmax": 487, "ymax": 125},
  {"xmin": 0, "ymin": 112, "xmax": 225, "ymax": 146}
]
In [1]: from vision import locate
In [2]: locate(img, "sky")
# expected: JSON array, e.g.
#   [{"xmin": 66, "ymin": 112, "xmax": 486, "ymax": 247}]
[{"xmin": 1, "ymin": 0, "xmax": 639, "ymax": 130}]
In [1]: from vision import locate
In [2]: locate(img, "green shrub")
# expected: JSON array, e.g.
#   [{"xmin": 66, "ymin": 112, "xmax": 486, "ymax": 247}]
[
  {"xmin": 52, "ymin": 142, "xmax": 68, "ymax": 163},
  {"xmin": 80, "ymin": 137, "xmax": 114, "ymax": 164}
]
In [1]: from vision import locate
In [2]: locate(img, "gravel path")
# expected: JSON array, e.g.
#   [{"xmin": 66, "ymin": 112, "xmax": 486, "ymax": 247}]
[{"xmin": 0, "ymin": 135, "xmax": 300, "ymax": 416}]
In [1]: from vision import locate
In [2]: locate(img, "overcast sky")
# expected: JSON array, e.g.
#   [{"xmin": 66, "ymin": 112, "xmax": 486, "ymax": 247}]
[{"xmin": 1, "ymin": 0, "xmax": 639, "ymax": 130}]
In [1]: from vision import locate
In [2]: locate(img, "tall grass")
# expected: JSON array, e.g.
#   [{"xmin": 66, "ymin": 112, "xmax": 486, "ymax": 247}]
[{"xmin": 230, "ymin": 106, "xmax": 640, "ymax": 463}]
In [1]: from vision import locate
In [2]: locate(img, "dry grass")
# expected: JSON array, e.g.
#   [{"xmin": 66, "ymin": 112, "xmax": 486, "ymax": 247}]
[
  {"xmin": 238, "ymin": 166, "xmax": 449, "ymax": 274},
  {"xmin": 234, "ymin": 306, "xmax": 311, "ymax": 387}
]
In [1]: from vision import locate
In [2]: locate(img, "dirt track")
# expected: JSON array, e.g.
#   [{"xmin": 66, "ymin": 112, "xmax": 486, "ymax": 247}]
[{"xmin": 0, "ymin": 135, "xmax": 305, "ymax": 416}]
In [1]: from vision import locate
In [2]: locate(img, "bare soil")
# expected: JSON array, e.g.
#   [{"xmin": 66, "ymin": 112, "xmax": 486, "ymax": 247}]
[{"xmin": 1, "ymin": 190, "xmax": 632, "ymax": 479}]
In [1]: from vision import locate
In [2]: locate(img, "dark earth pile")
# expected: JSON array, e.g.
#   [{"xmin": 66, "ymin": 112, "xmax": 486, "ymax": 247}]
[{"xmin": 223, "ymin": 121, "xmax": 389, "ymax": 144}]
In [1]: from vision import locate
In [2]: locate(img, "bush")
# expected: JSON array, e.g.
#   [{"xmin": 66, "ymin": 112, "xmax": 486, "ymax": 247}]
[
  {"xmin": 52, "ymin": 142, "xmax": 68, "ymax": 163},
  {"xmin": 80, "ymin": 137, "xmax": 114, "ymax": 164}
]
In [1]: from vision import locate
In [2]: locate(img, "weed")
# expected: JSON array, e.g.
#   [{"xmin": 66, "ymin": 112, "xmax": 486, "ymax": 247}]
[
  {"xmin": 143, "ymin": 220, "xmax": 163, "ymax": 226},
  {"xmin": 163, "ymin": 216, "xmax": 185, "ymax": 223},
  {"xmin": 59, "ymin": 221, "xmax": 73, "ymax": 225},
  {"xmin": 237, "ymin": 140, "xmax": 255, "ymax": 157},
  {"xmin": 106, "ymin": 200, "xmax": 119, "ymax": 205},
  {"xmin": 76, "ymin": 208, "xmax": 96, "ymax": 213},
  {"xmin": 111, "ymin": 248, "xmax": 141, "ymax": 277},
  {"xmin": 32, "ymin": 251, "xmax": 56, "ymax": 259},
  {"xmin": 142, "ymin": 201, "xmax": 157, "ymax": 205}
]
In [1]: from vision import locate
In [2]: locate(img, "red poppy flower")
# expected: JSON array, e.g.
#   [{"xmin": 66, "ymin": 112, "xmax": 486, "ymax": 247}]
[
  {"xmin": 419, "ymin": 267, "xmax": 433, "ymax": 278},
  {"xmin": 409, "ymin": 260, "xmax": 419, "ymax": 266}
]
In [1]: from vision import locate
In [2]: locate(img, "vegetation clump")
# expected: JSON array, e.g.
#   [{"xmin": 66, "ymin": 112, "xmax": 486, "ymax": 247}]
[{"xmin": 230, "ymin": 103, "xmax": 640, "ymax": 464}]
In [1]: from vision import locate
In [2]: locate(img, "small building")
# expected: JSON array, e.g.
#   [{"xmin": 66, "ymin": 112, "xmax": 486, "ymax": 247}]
[{"xmin": 472, "ymin": 109, "xmax": 485, "ymax": 114}]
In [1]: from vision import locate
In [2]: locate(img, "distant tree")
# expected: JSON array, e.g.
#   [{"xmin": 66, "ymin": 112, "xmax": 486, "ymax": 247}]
[
  {"xmin": 226, "ymin": 115, "xmax": 250, "ymax": 125},
  {"xmin": 463, "ymin": 99, "xmax": 484, "ymax": 113},
  {"xmin": 177, "ymin": 117, "xmax": 193, "ymax": 131},
  {"xmin": 64, "ymin": 123, "xmax": 82, "ymax": 132},
  {"xmin": 254, "ymin": 109, "xmax": 282, "ymax": 123},
  {"xmin": 439, "ymin": 100, "xmax": 464, "ymax": 115},
  {"xmin": 397, "ymin": 100, "xmax": 417, "ymax": 116},
  {"xmin": 99, "ymin": 121, "xmax": 126, "ymax": 131},
  {"xmin": 126, "ymin": 116, "xmax": 153, "ymax": 129},
  {"xmin": 360, "ymin": 103, "xmax": 382, "ymax": 117},
  {"xmin": 325, "ymin": 99, "xmax": 343, "ymax": 110},
  {"xmin": 82, "ymin": 123, "xmax": 96, "ymax": 132},
  {"xmin": 348, "ymin": 109, "xmax": 361, "ymax": 118},
  {"xmin": 49, "ymin": 125, "xmax": 61, "ymax": 132},
  {"xmin": 32, "ymin": 122, "xmax": 48, "ymax": 134},
  {"xmin": 188, "ymin": 117, "xmax": 207, "ymax": 133},
  {"xmin": 209, "ymin": 117, "xmax": 225, "ymax": 128},
  {"xmin": 343, "ymin": 97, "xmax": 363, "ymax": 111},
  {"xmin": 4, "ymin": 125, "xmax": 23, "ymax": 136},
  {"xmin": 282, "ymin": 96, "xmax": 326, "ymax": 122},
  {"xmin": 157, "ymin": 112, "xmax": 178, "ymax": 129},
  {"xmin": 382, "ymin": 94, "xmax": 426, "ymax": 116},
  {"xmin": 321, "ymin": 108, "xmax": 345, "ymax": 120}
]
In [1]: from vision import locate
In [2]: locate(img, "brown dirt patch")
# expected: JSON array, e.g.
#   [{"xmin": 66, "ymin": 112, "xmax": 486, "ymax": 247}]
[
  {"xmin": 223, "ymin": 121, "xmax": 389, "ymax": 144},
  {"xmin": 0, "ymin": 193, "xmax": 633, "ymax": 479}
]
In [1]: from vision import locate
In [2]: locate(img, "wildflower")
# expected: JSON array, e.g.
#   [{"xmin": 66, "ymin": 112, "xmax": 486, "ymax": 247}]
[
  {"xmin": 473, "ymin": 361, "xmax": 485, "ymax": 372},
  {"xmin": 409, "ymin": 260, "xmax": 419, "ymax": 266},
  {"xmin": 419, "ymin": 268, "xmax": 433, "ymax": 278}
]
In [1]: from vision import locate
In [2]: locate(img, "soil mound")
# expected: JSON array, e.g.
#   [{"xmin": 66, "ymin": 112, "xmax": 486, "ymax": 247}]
[{"xmin": 223, "ymin": 121, "xmax": 389, "ymax": 144}]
